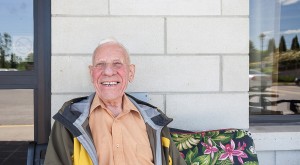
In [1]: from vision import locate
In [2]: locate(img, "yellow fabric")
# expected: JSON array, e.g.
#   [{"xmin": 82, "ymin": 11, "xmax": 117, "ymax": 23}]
[
  {"xmin": 162, "ymin": 137, "xmax": 170, "ymax": 148},
  {"xmin": 73, "ymin": 138, "xmax": 93, "ymax": 165},
  {"xmin": 89, "ymin": 95, "xmax": 154, "ymax": 165},
  {"xmin": 162, "ymin": 137, "xmax": 172, "ymax": 165},
  {"xmin": 169, "ymin": 155, "xmax": 172, "ymax": 165}
]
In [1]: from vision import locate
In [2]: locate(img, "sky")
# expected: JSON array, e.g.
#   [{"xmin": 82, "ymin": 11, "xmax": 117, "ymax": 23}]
[
  {"xmin": 250, "ymin": 0, "xmax": 300, "ymax": 50},
  {"xmin": 0, "ymin": 0, "xmax": 33, "ymax": 60}
]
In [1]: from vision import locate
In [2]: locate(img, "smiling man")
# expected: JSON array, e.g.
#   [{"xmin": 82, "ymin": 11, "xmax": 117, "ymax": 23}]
[{"xmin": 45, "ymin": 39, "xmax": 186, "ymax": 165}]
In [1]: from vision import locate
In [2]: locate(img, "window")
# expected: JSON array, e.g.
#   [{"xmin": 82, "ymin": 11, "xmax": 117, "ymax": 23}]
[
  {"xmin": 0, "ymin": 0, "xmax": 34, "ymax": 71},
  {"xmin": 250, "ymin": 0, "xmax": 300, "ymax": 123},
  {"xmin": 0, "ymin": 0, "xmax": 51, "ymax": 143}
]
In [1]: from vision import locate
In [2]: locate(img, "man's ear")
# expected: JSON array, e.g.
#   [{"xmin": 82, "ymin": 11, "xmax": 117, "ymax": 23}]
[
  {"xmin": 88, "ymin": 65, "xmax": 93, "ymax": 83},
  {"xmin": 129, "ymin": 64, "xmax": 135, "ymax": 82}
]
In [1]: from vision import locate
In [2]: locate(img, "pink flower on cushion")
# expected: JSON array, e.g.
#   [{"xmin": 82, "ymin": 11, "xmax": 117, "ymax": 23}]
[
  {"xmin": 219, "ymin": 140, "xmax": 244, "ymax": 164},
  {"xmin": 201, "ymin": 138, "xmax": 218, "ymax": 159},
  {"xmin": 179, "ymin": 152, "xmax": 185, "ymax": 159},
  {"xmin": 236, "ymin": 142, "xmax": 248, "ymax": 164}
]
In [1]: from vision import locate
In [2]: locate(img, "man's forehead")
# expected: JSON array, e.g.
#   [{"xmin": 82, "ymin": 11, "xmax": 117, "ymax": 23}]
[
  {"xmin": 95, "ymin": 57, "xmax": 124, "ymax": 62},
  {"xmin": 93, "ymin": 42, "xmax": 130, "ymax": 64}
]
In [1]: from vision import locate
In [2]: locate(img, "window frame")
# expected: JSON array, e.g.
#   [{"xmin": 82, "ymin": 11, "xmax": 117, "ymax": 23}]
[
  {"xmin": 0, "ymin": 0, "xmax": 51, "ymax": 143},
  {"xmin": 249, "ymin": 0, "xmax": 300, "ymax": 125}
]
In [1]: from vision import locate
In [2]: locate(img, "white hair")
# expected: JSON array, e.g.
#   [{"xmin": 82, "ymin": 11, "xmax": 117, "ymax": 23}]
[{"xmin": 93, "ymin": 37, "xmax": 131, "ymax": 64}]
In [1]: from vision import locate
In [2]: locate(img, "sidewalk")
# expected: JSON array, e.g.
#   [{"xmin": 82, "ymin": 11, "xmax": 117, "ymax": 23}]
[{"xmin": 0, "ymin": 125, "xmax": 33, "ymax": 141}]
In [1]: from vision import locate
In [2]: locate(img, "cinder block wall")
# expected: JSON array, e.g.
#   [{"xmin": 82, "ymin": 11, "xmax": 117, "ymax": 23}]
[{"xmin": 51, "ymin": 0, "xmax": 249, "ymax": 131}]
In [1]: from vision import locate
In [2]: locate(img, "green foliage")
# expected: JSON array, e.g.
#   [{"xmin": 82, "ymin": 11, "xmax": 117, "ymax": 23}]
[
  {"xmin": 211, "ymin": 134, "xmax": 232, "ymax": 144},
  {"xmin": 291, "ymin": 35, "xmax": 300, "ymax": 51},
  {"xmin": 279, "ymin": 36, "xmax": 287, "ymax": 53},
  {"xmin": 172, "ymin": 133, "xmax": 201, "ymax": 151},
  {"xmin": 244, "ymin": 161, "xmax": 259, "ymax": 165},
  {"xmin": 0, "ymin": 32, "xmax": 29, "ymax": 70},
  {"xmin": 275, "ymin": 51, "xmax": 300, "ymax": 71},
  {"xmin": 216, "ymin": 159, "xmax": 232, "ymax": 165},
  {"xmin": 236, "ymin": 130, "xmax": 246, "ymax": 139},
  {"xmin": 267, "ymin": 38, "xmax": 276, "ymax": 53},
  {"xmin": 278, "ymin": 75, "xmax": 295, "ymax": 82},
  {"xmin": 185, "ymin": 147, "xmax": 212, "ymax": 165}
]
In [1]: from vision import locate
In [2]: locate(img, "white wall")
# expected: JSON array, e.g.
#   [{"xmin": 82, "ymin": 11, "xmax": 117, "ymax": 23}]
[
  {"xmin": 51, "ymin": 0, "xmax": 300, "ymax": 164},
  {"xmin": 51, "ymin": 0, "xmax": 249, "ymax": 131}
]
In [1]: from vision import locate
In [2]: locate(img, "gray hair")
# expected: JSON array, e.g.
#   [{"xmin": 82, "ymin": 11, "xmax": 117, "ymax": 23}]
[{"xmin": 93, "ymin": 38, "xmax": 131, "ymax": 64}]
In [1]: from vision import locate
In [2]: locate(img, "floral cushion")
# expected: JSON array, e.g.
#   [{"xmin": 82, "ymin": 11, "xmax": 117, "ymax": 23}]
[{"xmin": 170, "ymin": 128, "xmax": 258, "ymax": 165}]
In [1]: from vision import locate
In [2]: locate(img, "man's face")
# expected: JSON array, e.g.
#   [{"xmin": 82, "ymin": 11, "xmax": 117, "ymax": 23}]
[{"xmin": 89, "ymin": 43, "xmax": 135, "ymax": 103}]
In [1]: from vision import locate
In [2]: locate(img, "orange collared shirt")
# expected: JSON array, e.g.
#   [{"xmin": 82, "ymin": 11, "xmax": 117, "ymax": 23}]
[{"xmin": 89, "ymin": 95, "xmax": 154, "ymax": 165}]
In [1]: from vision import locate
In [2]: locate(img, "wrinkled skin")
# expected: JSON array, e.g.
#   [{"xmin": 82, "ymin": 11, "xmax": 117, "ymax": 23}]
[{"xmin": 89, "ymin": 42, "xmax": 135, "ymax": 108}]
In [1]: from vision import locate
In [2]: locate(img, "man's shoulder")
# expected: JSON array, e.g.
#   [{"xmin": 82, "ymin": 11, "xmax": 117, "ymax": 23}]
[{"xmin": 54, "ymin": 93, "xmax": 95, "ymax": 121}]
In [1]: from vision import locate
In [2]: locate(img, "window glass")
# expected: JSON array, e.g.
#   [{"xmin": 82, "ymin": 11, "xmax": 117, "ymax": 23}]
[
  {"xmin": 250, "ymin": 0, "xmax": 300, "ymax": 117},
  {"xmin": 0, "ymin": 0, "xmax": 34, "ymax": 71},
  {"xmin": 0, "ymin": 89, "xmax": 33, "ymax": 140}
]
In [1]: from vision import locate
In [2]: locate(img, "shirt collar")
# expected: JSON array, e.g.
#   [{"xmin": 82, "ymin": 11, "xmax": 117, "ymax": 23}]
[{"xmin": 89, "ymin": 94, "xmax": 140, "ymax": 115}]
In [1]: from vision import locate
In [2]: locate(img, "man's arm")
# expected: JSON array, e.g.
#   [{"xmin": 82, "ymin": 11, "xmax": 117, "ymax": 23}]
[{"xmin": 44, "ymin": 121, "xmax": 74, "ymax": 165}]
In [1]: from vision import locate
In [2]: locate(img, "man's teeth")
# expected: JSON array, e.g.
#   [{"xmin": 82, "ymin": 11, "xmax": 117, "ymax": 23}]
[{"xmin": 101, "ymin": 82, "xmax": 118, "ymax": 86}]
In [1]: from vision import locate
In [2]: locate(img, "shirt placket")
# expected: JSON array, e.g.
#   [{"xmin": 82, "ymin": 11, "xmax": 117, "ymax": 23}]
[{"xmin": 112, "ymin": 118, "xmax": 125, "ymax": 164}]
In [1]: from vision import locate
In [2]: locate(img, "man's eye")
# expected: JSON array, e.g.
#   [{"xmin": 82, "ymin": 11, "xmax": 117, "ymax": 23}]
[
  {"xmin": 113, "ymin": 62, "xmax": 123, "ymax": 67},
  {"xmin": 95, "ymin": 63, "xmax": 106, "ymax": 68}
]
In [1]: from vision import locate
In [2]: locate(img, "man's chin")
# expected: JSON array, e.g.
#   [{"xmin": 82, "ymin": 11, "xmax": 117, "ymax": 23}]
[{"xmin": 97, "ymin": 92, "xmax": 124, "ymax": 103}]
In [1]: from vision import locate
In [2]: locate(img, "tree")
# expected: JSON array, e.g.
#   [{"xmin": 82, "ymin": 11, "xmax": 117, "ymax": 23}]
[
  {"xmin": 25, "ymin": 52, "xmax": 34, "ymax": 62},
  {"xmin": 0, "ymin": 32, "xmax": 12, "ymax": 68},
  {"xmin": 10, "ymin": 53, "xmax": 17, "ymax": 68},
  {"xmin": 290, "ymin": 35, "xmax": 300, "ymax": 51},
  {"xmin": 279, "ymin": 35, "xmax": 287, "ymax": 53},
  {"xmin": 267, "ymin": 38, "xmax": 276, "ymax": 54},
  {"xmin": 249, "ymin": 40, "xmax": 259, "ymax": 62}
]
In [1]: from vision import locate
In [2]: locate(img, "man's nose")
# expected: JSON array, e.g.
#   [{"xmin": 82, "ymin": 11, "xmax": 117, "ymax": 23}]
[{"xmin": 103, "ymin": 64, "xmax": 115, "ymax": 76}]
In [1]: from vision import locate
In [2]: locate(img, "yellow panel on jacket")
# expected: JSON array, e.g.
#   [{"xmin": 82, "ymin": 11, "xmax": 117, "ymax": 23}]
[{"xmin": 73, "ymin": 138, "xmax": 93, "ymax": 165}]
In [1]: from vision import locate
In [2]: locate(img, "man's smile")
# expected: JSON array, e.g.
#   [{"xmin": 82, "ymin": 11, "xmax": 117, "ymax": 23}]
[{"xmin": 101, "ymin": 81, "xmax": 120, "ymax": 87}]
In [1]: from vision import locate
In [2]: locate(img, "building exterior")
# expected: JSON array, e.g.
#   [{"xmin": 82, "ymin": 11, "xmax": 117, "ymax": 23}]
[{"xmin": 50, "ymin": 0, "xmax": 300, "ymax": 164}]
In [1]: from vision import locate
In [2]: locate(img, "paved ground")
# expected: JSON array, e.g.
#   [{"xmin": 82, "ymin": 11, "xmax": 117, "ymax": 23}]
[
  {"xmin": 250, "ymin": 85, "xmax": 300, "ymax": 114},
  {"xmin": 0, "ymin": 89, "xmax": 33, "ymax": 165}
]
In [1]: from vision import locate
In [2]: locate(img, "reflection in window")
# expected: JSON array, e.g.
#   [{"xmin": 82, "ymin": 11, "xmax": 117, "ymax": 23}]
[
  {"xmin": 250, "ymin": 0, "xmax": 300, "ymax": 116},
  {"xmin": 0, "ymin": 0, "xmax": 34, "ymax": 71},
  {"xmin": 0, "ymin": 89, "xmax": 33, "ymax": 140}
]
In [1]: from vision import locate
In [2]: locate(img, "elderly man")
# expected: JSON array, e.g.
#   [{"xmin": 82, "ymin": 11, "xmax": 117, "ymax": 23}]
[{"xmin": 45, "ymin": 39, "xmax": 186, "ymax": 165}]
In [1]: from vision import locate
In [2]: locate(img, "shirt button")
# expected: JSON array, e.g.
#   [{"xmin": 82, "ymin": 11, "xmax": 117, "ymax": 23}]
[{"xmin": 116, "ymin": 144, "xmax": 119, "ymax": 148}]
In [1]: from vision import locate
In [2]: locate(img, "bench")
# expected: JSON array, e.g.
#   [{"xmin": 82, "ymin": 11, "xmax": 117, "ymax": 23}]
[{"xmin": 27, "ymin": 128, "xmax": 258, "ymax": 165}]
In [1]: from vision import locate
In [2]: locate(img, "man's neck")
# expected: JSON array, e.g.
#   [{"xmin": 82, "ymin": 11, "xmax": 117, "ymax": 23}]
[{"xmin": 101, "ymin": 96, "xmax": 124, "ymax": 117}]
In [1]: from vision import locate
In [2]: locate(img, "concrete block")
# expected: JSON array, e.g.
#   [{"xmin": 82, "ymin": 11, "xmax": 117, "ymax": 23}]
[
  {"xmin": 222, "ymin": 0, "xmax": 249, "ymax": 16},
  {"xmin": 126, "ymin": 93, "xmax": 165, "ymax": 112},
  {"xmin": 52, "ymin": 17, "xmax": 164, "ymax": 54},
  {"xmin": 110, "ymin": 0, "xmax": 221, "ymax": 16},
  {"xmin": 52, "ymin": 0, "xmax": 108, "ymax": 15},
  {"xmin": 276, "ymin": 150, "xmax": 300, "ymax": 165},
  {"xmin": 167, "ymin": 17, "xmax": 249, "ymax": 54},
  {"xmin": 223, "ymin": 56, "xmax": 249, "ymax": 91},
  {"xmin": 251, "ymin": 131, "xmax": 300, "ymax": 151},
  {"xmin": 166, "ymin": 93, "xmax": 249, "ymax": 131},
  {"xmin": 147, "ymin": 94, "xmax": 165, "ymax": 113},
  {"xmin": 51, "ymin": 56, "xmax": 94, "ymax": 93},
  {"xmin": 127, "ymin": 56, "xmax": 220, "ymax": 92},
  {"xmin": 256, "ymin": 151, "xmax": 275, "ymax": 165}
]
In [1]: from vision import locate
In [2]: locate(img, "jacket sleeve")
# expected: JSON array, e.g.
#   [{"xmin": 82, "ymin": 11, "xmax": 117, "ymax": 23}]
[
  {"xmin": 44, "ymin": 121, "xmax": 74, "ymax": 165},
  {"xmin": 161, "ymin": 126, "xmax": 187, "ymax": 165}
]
